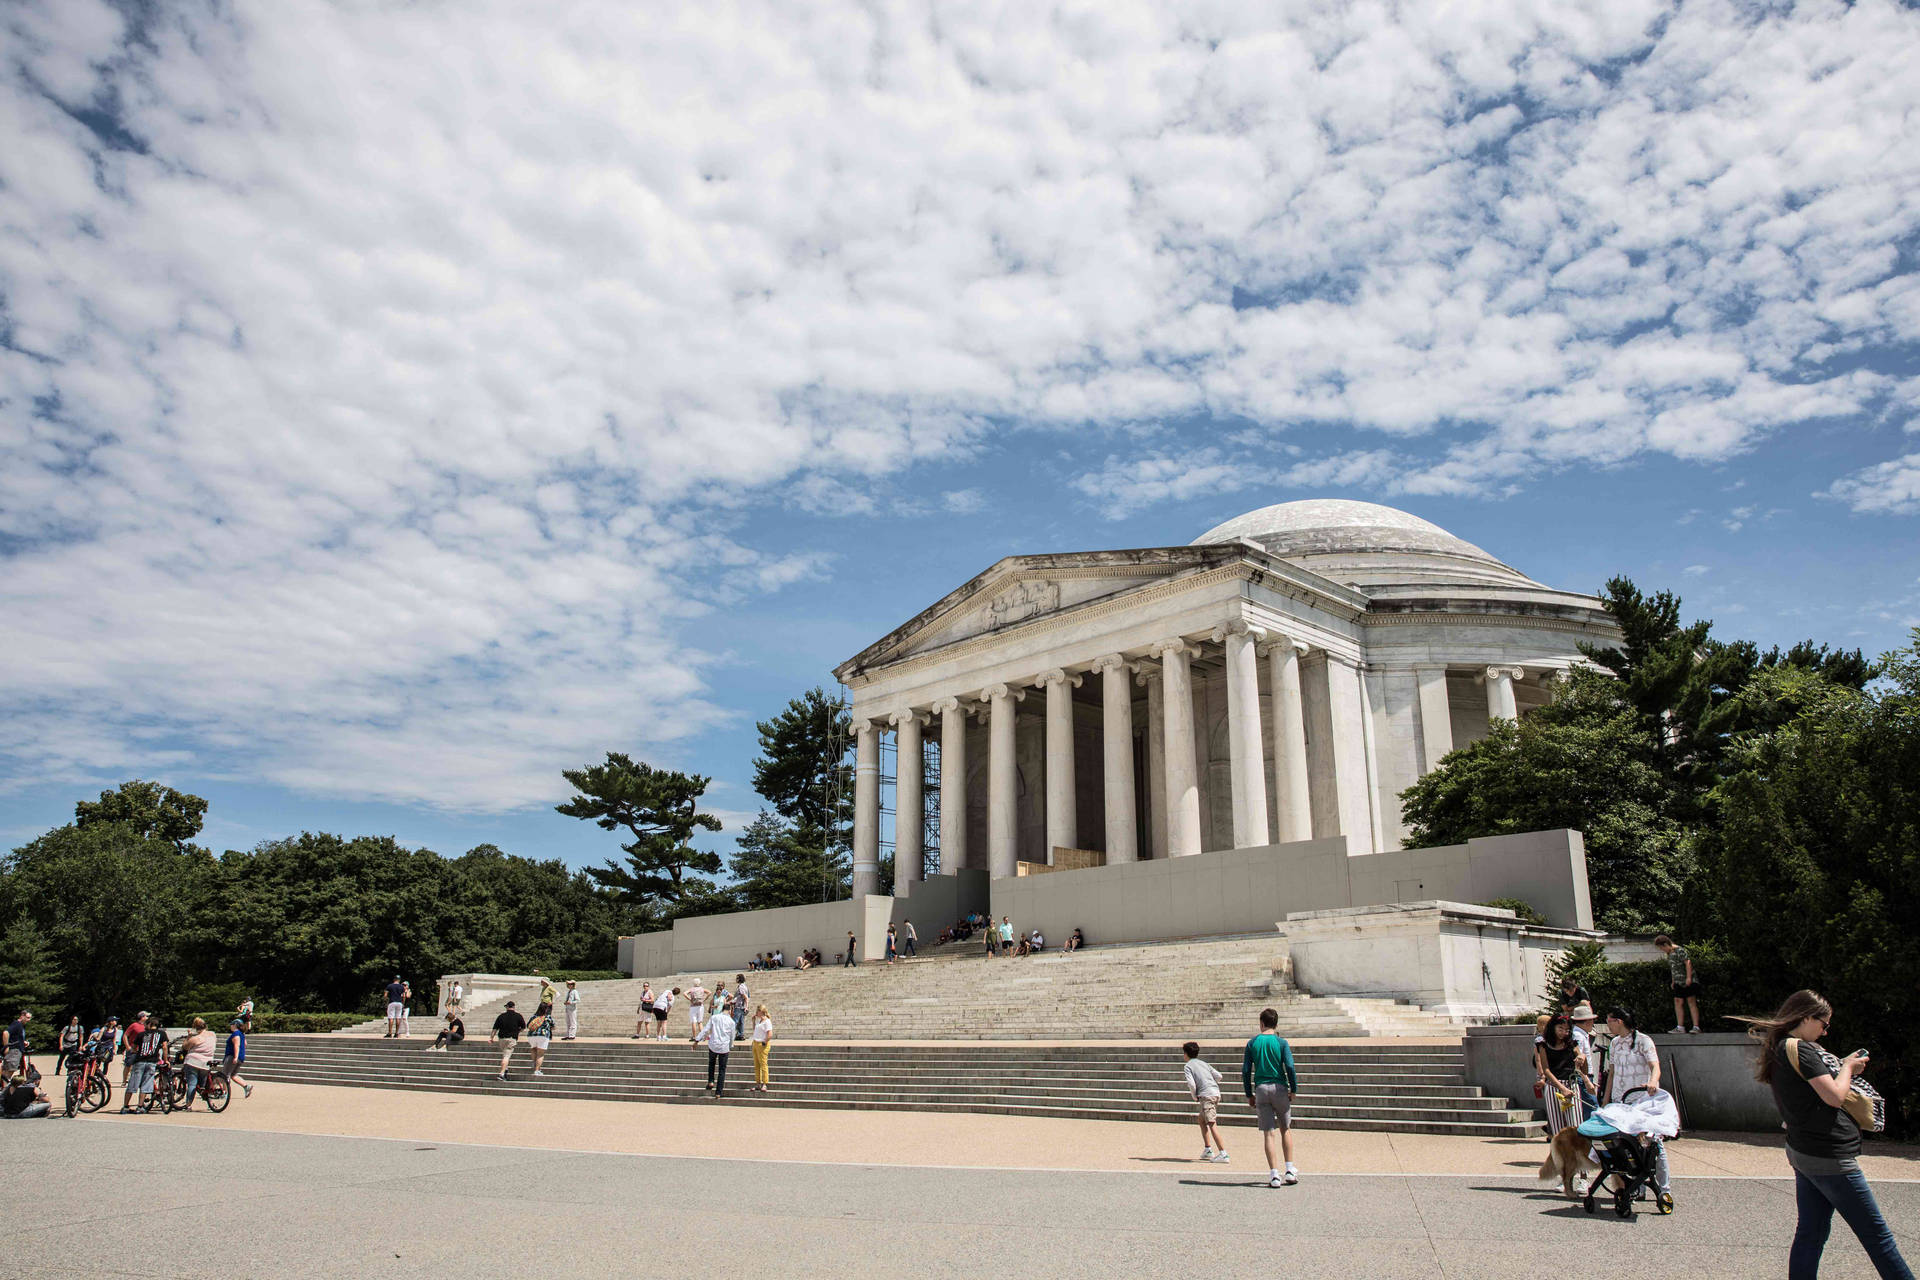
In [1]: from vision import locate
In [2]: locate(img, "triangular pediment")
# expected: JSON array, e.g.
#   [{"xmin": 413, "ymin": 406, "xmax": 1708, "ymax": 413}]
[{"xmin": 836, "ymin": 546, "xmax": 1242, "ymax": 677}]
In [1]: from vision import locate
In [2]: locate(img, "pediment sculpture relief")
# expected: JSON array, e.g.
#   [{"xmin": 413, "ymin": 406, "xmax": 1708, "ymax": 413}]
[{"xmin": 980, "ymin": 579, "xmax": 1060, "ymax": 631}]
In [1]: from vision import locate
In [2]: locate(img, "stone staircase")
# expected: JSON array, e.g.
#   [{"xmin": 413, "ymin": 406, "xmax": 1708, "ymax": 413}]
[
  {"xmin": 242, "ymin": 1035, "xmax": 1541, "ymax": 1137},
  {"xmin": 422, "ymin": 935, "xmax": 1460, "ymax": 1042}
]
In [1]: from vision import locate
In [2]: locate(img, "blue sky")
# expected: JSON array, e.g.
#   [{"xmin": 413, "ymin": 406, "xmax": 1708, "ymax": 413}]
[{"xmin": 3, "ymin": 0, "xmax": 1918, "ymax": 870}]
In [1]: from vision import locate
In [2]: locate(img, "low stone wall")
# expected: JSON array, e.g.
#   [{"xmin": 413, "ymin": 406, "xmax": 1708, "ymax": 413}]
[
  {"xmin": 1281, "ymin": 901, "xmax": 1596, "ymax": 1020},
  {"xmin": 989, "ymin": 828, "xmax": 1591, "ymax": 948},
  {"xmin": 1463, "ymin": 1025, "xmax": 1779, "ymax": 1132},
  {"xmin": 616, "ymin": 896, "xmax": 897, "ymax": 976}
]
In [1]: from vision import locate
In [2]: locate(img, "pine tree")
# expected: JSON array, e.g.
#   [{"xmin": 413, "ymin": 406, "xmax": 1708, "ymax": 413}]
[
  {"xmin": 741, "ymin": 688, "xmax": 853, "ymax": 902},
  {"xmin": 0, "ymin": 913, "xmax": 62, "ymax": 1018},
  {"xmin": 556, "ymin": 754, "xmax": 723, "ymax": 904}
]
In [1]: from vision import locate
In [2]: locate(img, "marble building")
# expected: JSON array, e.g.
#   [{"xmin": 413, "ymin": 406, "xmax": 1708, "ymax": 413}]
[{"xmin": 831, "ymin": 499, "xmax": 1622, "ymax": 899}]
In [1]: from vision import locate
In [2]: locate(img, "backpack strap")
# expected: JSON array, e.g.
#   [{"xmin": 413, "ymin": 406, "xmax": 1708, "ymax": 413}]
[{"xmin": 1784, "ymin": 1038, "xmax": 1809, "ymax": 1079}]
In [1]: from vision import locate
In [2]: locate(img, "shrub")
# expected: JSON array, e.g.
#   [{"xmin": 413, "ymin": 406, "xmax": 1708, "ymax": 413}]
[
  {"xmin": 1543, "ymin": 939, "xmax": 1763, "ymax": 1030},
  {"xmin": 541, "ymin": 970, "xmax": 624, "ymax": 984},
  {"xmin": 1479, "ymin": 898, "xmax": 1546, "ymax": 926}
]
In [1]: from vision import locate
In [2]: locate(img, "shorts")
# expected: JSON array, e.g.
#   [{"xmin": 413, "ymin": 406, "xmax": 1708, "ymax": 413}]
[
  {"xmin": 653, "ymin": 1009, "xmax": 669, "ymax": 1023},
  {"xmin": 1196, "ymin": 1097, "xmax": 1219, "ymax": 1124},
  {"xmin": 386, "ymin": 1002, "xmax": 405, "ymax": 1019},
  {"xmin": 1253, "ymin": 1082, "xmax": 1292, "ymax": 1132},
  {"xmin": 2, "ymin": 1047, "xmax": 20, "ymax": 1075},
  {"xmin": 127, "ymin": 1062, "xmax": 157, "ymax": 1095},
  {"xmin": 1671, "ymin": 982, "xmax": 1703, "ymax": 998}
]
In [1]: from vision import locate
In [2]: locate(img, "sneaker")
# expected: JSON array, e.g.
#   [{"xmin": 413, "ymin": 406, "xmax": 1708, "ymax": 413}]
[
  {"xmin": 496, "ymin": 1072, "xmax": 508, "ymax": 1080},
  {"xmin": 1282, "ymin": 1170, "xmax": 1299, "ymax": 1185},
  {"xmin": 532, "ymin": 1070, "xmax": 545, "ymax": 1077},
  {"xmin": 1669, "ymin": 1026, "xmax": 1686, "ymax": 1034},
  {"xmin": 1208, "ymin": 1152, "xmax": 1230, "ymax": 1163},
  {"xmin": 1269, "ymin": 1171, "xmax": 1284, "ymax": 1188},
  {"xmin": 242, "ymin": 1085, "xmax": 253, "ymax": 1098},
  {"xmin": 1688, "ymin": 1027, "xmax": 1701, "ymax": 1034},
  {"xmin": 1201, "ymin": 1148, "xmax": 1213, "ymax": 1162}
]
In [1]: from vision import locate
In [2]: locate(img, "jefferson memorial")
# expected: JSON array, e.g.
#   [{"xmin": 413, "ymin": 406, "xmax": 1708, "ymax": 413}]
[{"xmin": 833, "ymin": 499, "xmax": 1621, "ymax": 897}]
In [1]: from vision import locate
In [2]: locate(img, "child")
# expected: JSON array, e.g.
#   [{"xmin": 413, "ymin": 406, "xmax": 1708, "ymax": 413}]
[{"xmin": 1183, "ymin": 1041, "xmax": 1228, "ymax": 1162}]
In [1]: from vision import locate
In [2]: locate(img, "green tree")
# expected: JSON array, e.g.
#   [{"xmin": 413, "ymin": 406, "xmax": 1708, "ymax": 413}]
[
  {"xmin": 730, "ymin": 813, "xmax": 849, "ymax": 910},
  {"xmin": 74, "ymin": 779, "xmax": 208, "ymax": 850},
  {"xmin": 0, "ymin": 913, "xmax": 61, "ymax": 1016},
  {"xmin": 556, "ymin": 753, "xmax": 723, "ymax": 904},
  {"xmin": 739, "ymin": 688, "xmax": 853, "ymax": 903},
  {"xmin": 1706, "ymin": 639, "xmax": 1920, "ymax": 1134},
  {"xmin": 1400, "ymin": 668, "xmax": 1693, "ymax": 933}
]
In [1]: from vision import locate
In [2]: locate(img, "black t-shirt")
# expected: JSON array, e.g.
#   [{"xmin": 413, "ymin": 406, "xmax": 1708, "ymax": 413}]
[
  {"xmin": 1772, "ymin": 1041, "xmax": 1861, "ymax": 1160},
  {"xmin": 1559, "ymin": 985, "xmax": 1589, "ymax": 1010},
  {"xmin": 1541, "ymin": 1040, "xmax": 1578, "ymax": 1081},
  {"xmin": 492, "ymin": 1011, "xmax": 526, "ymax": 1040},
  {"xmin": 2, "ymin": 1081, "xmax": 37, "ymax": 1116},
  {"xmin": 386, "ymin": 982, "xmax": 405, "ymax": 1003},
  {"xmin": 5, "ymin": 1019, "xmax": 25, "ymax": 1051},
  {"xmin": 445, "ymin": 1019, "xmax": 465, "ymax": 1043},
  {"xmin": 134, "ymin": 1028, "xmax": 169, "ymax": 1063}
]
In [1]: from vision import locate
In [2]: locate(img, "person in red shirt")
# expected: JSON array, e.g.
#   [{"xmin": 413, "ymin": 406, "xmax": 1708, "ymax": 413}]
[{"xmin": 122, "ymin": 1014, "xmax": 147, "ymax": 1088}]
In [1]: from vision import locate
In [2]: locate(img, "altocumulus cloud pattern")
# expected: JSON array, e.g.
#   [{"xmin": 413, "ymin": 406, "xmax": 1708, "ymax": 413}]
[{"xmin": 2, "ymin": 0, "xmax": 1917, "ymax": 810}]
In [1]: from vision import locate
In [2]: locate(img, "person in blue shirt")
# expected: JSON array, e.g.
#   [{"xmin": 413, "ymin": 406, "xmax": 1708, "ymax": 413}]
[
  {"xmin": 223, "ymin": 1017, "xmax": 252, "ymax": 1098},
  {"xmin": 1242, "ymin": 1007, "xmax": 1300, "ymax": 1187}
]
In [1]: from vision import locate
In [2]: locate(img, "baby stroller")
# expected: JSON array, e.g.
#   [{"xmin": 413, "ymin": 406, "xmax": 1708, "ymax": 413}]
[{"xmin": 1578, "ymin": 1087, "xmax": 1675, "ymax": 1218}]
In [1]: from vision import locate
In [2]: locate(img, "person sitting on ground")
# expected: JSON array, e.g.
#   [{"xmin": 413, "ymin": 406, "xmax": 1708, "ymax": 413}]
[
  {"xmin": 1028, "ymin": 929, "xmax": 1045, "ymax": 953},
  {"xmin": 430, "ymin": 1011, "xmax": 465, "ymax": 1052},
  {"xmin": 1, "ymin": 1071, "xmax": 49, "ymax": 1119},
  {"xmin": 1066, "ymin": 928, "xmax": 1084, "ymax": 953},
  {"xmin": 772, "ymin": 948, "xmax": 784, "ymax": 968},
  {"xmin": 797, "ymin": 951, "xmax": 813, "ymax": 970}
]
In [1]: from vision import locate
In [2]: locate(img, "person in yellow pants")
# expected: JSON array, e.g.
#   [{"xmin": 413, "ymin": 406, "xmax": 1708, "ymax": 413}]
[{"xmin": 750, "ymin": 1004, "xmax": 774, "ymax": 1092}]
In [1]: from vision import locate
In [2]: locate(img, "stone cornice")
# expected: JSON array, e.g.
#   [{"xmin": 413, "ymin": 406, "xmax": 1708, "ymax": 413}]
[{"xmin": 1358, "ymin": 610, "xmax": 1609, "ymax": 634}]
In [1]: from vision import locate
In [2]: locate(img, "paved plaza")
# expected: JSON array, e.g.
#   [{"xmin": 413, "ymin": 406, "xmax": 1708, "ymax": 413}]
[{"xmin": 4, "ymin": 1086, "xmax": 1917, "ymax": 1278}]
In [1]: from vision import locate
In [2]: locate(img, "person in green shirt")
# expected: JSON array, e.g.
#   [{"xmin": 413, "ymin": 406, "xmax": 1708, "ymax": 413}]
[
  {"xmin": 1656, "ymin": 934, "xmax": 1702, "ymax": 1033},
  {"xmin": 1242, "ymin": 1007, "xmax": 1300, "ymax": 1186}
]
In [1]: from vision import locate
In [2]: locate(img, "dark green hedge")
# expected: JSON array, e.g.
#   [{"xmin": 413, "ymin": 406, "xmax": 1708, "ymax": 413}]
[
  {"xmin": 187, "ymin": 1011, "xmax": 364, "ymax": 1034},
  {"xmin": 1545, "ymin": 940, "xmax": 1767, "ymax": 1031}
]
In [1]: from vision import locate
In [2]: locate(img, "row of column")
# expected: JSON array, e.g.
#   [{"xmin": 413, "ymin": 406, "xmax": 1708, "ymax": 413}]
[{"xmin": 848, "ymin": 636, "xmax": 1531, "ymax": 897}]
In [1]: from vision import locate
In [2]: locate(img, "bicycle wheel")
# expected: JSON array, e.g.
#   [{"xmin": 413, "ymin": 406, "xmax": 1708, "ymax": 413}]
[
  {"xmin": 83, "ymin": 1074, "xmax": 110, "ymax": 1113},
  {"xmin": 65, "ymin": 1072, "xmax": 81, "ymax": 1118},
  {"xmin": 204, "ymin": 1072, "xmax": 230, "ymax": 1113}
]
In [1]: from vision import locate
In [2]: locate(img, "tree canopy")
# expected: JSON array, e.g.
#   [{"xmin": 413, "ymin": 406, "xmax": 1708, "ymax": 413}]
[
  {"xmin": 556, "ymin": 753, "xmax": 723, "ymax": 905},
  {"xmin": 728, "ymin": 687, "xmax": 852, "ymax": 909}
]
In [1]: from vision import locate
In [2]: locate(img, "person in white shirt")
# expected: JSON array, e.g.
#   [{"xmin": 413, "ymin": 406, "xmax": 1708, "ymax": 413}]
[
  {"xmin": 1183, "ymin": 1041, "xmax": 1229, "ymax": 1162},
  {"xmin": 562, "ymin": 980, "xmax": 581, "ymax": 1040},
  {"xmin": 1602, "ymin": 1007, "xmax": 1671, "ymax": 1199},
  {"xmin": 750, "ymin": 1005, "xmax": 774, "ymax": 1092},
  {"xmin": 448, "ymin": 981, "xmax": 464, "ymax": 1016},
  {"xmin": 772, "ymin": 949, "xmax": 783, "ymax": 968},
  {"xmin": 686, "ymin": 982, "xmax": 709, "ymax": 1043},
  {"xmin": 699, "ymin": 1002, "xmax": 736, "ymax": 1096}
]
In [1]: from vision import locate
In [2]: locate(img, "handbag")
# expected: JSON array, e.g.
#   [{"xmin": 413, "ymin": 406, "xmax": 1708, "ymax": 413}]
[{"xmin": 1785, "ymin": 1038, "xmax": 1887, "ymax": 1132}]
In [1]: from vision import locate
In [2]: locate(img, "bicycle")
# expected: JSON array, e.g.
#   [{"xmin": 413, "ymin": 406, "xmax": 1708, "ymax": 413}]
[
  {"xmin": 169, "ymin": 1063, "xmax": 230, "ymax": 1113},
  {"xmin": 63, "ymin": 1049, "xmax": 113, "ymax": 1117}
]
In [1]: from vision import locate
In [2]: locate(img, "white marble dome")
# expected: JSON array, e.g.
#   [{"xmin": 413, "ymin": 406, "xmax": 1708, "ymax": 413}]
[{"xmin": 1192, "ymin": 498, "xmax": 1536, "ymax": 590}]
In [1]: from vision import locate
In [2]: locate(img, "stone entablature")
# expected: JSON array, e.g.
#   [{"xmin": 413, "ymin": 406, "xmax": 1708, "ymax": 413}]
[{"xmin": 831, "ymin": 500, "xmax": 1620, "ymax": 898}]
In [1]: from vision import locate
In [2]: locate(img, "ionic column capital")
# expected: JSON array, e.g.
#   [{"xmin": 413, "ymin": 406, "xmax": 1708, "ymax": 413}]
[
  {"xmin": 931, "ymin": 696, "xmax": 963, "ymax": 715},
  {"xmin": 1210, "ymin": 618, "xmax": 1252, "ymax": 645},
  {"xmin": 851, "ymin": 717, "xmax": 880, "ymax": 737},
  {"xmin": 889, "ymin": 708, "xmax": 929, "ymax": 729},
  {"xmin": 1256, "ymin": 634, "xmax": 1312, "ymax": 658},
  {"xmin": 1484, "ymin": 664, "xmax": 1527, "ymax": 682},
  {"xmin": 1034, "ymin": 667, "xmax": 1083, "ymax": 690},
  {"xmin": 979, "ymin": 683, "xmax": 1026, "ymax": 703},
  {"xmin": 1150, "ymin": 638, "xmax": 1199, "ymax": 661},
  {"xmin": 1089, "ymin": 652, "xmax": 1130, "ymax": 676}
]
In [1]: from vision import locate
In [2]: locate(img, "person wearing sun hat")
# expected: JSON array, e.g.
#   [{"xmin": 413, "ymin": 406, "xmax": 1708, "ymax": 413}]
[{"xmin": 1567, "ymin": 1003, "xmax": 1604, "ymax": 1110}]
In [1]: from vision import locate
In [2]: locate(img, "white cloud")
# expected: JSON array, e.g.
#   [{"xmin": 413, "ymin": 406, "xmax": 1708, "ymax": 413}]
[
  {"xmin": 2, "ymin": 0, "xmax": 1919, "ymax": 808},
  {"xmin": 1821, "ymin": 453, "xmax": 1920, "ymax": 516},
  {"xmin": 1683, "ymin": 564, "xmax": 1710, "ymax": 576}
]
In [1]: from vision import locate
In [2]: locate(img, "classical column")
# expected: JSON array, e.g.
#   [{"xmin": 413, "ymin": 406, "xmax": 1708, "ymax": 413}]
[
  {"xmin": 1215, "ymin": 621, "xmax": 1269, "ymax": 849},
  {"xmin": 1486, "ymin": 665, "xmax": 1524, "ymax": 724},
  {"xmin": 891, "ymin": 710, "xmax": 925, "ymax": 889},
  {"xmin": 1154, "ymin": 639, "xmax": 1202, "ymax": 857},
  {"xmin": 1093, "ymin": 654, "xmax": 1137, "ymax": 864},
  {"xmin": 1036, "ymin": 669, "xmax": 1081, "ymax": 862},
  {"xmin": 851, "ymin": 718, "xmax": 880, "ymax": 897},
  {"xmin": 1415, "ymin": 665, "xmax": 1454, "ymax": 772},
  {"xmin": 983, "ymin": 683, "xmax": 1023, "ymax": 878},
  {"xmin": 1139, "ymin": 662, "xmax": 1167, "ymax": 859},
  {"xmin": 934, "ymin": 698, "xmax": 968, "ymax": 874},
  {"xmin": 1264, "ymin": 637, "xmax": 1312, "ymax": 844},
  {"xmin": 1324, "ymin": 655, "xmax": 1375, "ymax": 852}
]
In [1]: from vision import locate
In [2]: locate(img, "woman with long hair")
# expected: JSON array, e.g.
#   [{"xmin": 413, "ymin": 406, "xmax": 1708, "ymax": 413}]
[
  {"xmin": 1534, "ymin": 1014, "xmax": 1585, "ymax": 1136},
  {"xmin": 750, "ymin": 1004, "xmax": 774, "ymax": 1093},
  {"xmin": 1747, "ymin": 990, "xmax": 1910, "ymax": 1279}
]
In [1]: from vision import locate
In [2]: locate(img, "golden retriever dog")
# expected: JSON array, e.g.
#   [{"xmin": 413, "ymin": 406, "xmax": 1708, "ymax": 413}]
[{"xmin": 1538, "ymin": 1126, "xmax": 1598, "ymax": 1198}]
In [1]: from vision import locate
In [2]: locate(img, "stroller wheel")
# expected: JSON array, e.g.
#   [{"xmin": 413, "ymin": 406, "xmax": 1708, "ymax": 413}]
[
  {"xmin": 1614, "ymin": 1190, "xmax": 1635, "ymax": 1218},
  {"xmin": 1655, "ymin": 1191, "xmax": 1674, "ymax": 1215}
]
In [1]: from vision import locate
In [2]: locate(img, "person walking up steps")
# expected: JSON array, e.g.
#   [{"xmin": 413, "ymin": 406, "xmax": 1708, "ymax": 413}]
[
  {"xmin": 844, "ymin": 931, "xmax": 857, "ymax": 967},
  {"xmin": 903, "ymin": 920, "xmax": 917, "ymax": 958},
  {"xmin": 1183, "ymin": 1041, "xmax": 1228, "ymax": 1163},
  {"xmin": 731, "ymin": 977, "xmax": 749, "ymax": 1037},
  {"xmin": 384, "ymin": 976, "xmax": 406, "ymax": 1038},
  {"xmin": 399, "ymin": 982, "xmax": 413, "ymax": 1037},
  {"xmin": 490, "ymin": 1001, "xmax": 527, "ymax": 1080},
  {"xmin": 563, "ymin": 979, "xmax": 580, "ymax": 1040},
  {"xmin": 686, "ymin": 980, "xmax": 710, "ymax": 1043},
  {"xmin": 698, "ymin": 998, "xmax": 736, "ymax": 1097},
  {"xmin": 1243, "ymin": 1008, "xmax": 1299, "ymax": 1187}
]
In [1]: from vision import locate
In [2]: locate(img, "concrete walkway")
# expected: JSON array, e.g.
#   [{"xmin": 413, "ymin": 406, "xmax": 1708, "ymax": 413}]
[{"xmin": 5, "ymin": 1109, "xmax": 1917, "ymax": 1279}]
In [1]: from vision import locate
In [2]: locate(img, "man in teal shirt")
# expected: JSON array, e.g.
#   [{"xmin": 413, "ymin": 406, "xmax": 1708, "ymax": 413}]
[{"xmin": 1242, "ymin": 1007, "xmax": 1299, "ymax": 1186}]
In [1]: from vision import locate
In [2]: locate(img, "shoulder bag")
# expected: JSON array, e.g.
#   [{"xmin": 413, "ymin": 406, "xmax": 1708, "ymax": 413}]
[{"xmin": 1785, "ymin": 1038, "xmax": 1886, "ymax": 1133}]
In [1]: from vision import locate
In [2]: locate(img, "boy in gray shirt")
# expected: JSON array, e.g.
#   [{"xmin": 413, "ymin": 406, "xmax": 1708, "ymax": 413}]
[{"xmin": 1183, "ymin": 1041, "xmax": 1228, "ymax": 1163}]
